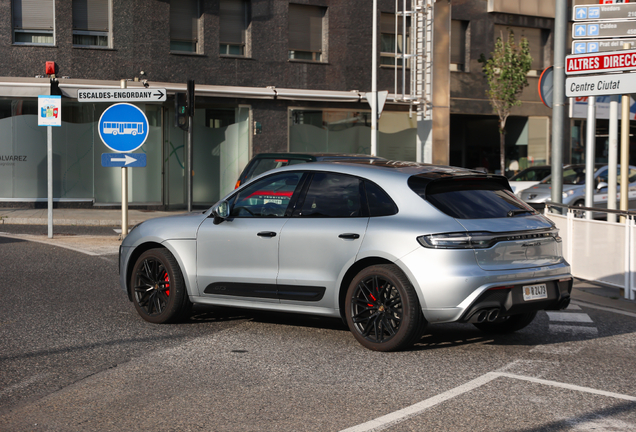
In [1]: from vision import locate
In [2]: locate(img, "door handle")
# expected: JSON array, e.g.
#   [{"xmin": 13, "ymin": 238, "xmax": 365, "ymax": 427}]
[
  {"xmin": 339, "ymin": 233, "xmax": 360, "ymax": 240},
  {"xmin": 257, "ymin": 231, "xmax": 277, "ymax": 237}
]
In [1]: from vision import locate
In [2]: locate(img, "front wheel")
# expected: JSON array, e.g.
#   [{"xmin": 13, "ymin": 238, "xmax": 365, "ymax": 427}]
[
  {"xmin": 345, "ymin": 264, "xmax": 426, "ymax": 351},
  {"xmin": 473, "ymin": 311, "xmax": 537, "ymax": 334},
  {"xmin": 130, "ymin": 248, "xmax": 190, "ymax": 324}
]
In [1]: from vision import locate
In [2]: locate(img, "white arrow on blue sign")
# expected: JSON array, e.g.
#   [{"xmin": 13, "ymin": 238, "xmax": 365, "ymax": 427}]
[
  {"xmin": 101, "ymin": 153, "xmax": 147, "ymax": 167},
  {"xmin": 98, "ymin": 103, "xmax": 149, "ymax": 153}
]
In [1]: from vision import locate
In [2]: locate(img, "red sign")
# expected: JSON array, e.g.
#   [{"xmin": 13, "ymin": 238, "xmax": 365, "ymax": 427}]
[
  {"xmin": 600, "ymin": 0, "xmax": 629, "ymax": 3},
  {"xmin": 566, "ymin": 49, "xmax": 636, "ymax": 75}
]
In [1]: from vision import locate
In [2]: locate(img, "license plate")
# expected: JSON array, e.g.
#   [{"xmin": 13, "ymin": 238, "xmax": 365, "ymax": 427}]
[{"xmin": 523, "ymin": 283, "xmax": 548, "ymax": 301}]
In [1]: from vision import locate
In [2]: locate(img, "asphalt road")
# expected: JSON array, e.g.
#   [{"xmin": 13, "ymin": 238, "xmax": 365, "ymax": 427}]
[{"xmin": 1, "ymin": 226, "xmax": 636, "ymax": 431}]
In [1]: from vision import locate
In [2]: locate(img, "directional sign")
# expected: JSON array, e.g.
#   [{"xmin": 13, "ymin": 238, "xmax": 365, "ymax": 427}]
[
  {"xmin": 101, "ymin": 153, "xmax": 147, "ymax": 167},
  {"xmin": 98, "ymin": 103, "xmax": 149, "ymax": 152},
  {"xmin": 566, "ymin": 72, "xmax": 636, "ymax": 97},
  {"xmin": 572, "ymin": 20, "xmax": 636, "ymax": 39},
  {"xmin": 78, "ymin": 88, "xmax": 166, "ymax": 103},
  {"xmin": 566, "ymin": 49, "xmax": 636, "ymax": 74},
  {"xmin": 572, "ymin": 38, "xmax": 636, "ymax": 53},
  {"xmin": 573, "ymin": 3, "xmax": 636, "ymax": 21}
]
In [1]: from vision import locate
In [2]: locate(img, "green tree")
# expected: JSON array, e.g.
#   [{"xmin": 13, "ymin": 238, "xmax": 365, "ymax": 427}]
[{"xmin": 479, "ymin": 30, "xmax": 532, "ymax": 175}]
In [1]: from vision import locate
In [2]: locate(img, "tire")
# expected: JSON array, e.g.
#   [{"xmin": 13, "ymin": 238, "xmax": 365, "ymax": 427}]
[
  {"xmin": 130, "ymin": 248, "xmax": 190, "ymax": 324},
  {"xmin": 572, "ymin": 200, "xmax": 585, "ymax": 218},
  {"xmin": 345, "ymin": 264, "xmax": 426, "ymax": 352},
  {"xmin": 473, "ymin": 311, "xmax": 537, "ymax": 334}
]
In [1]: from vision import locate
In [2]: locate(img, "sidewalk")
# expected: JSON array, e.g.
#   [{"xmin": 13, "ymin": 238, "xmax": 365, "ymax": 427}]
[
  {"xmin": 1, "ymin": 206, "xmax": 635, "ymax": 314},
  {"xmin": 0, "ymin": 207, "xmax": 183, "ymax": 227}
]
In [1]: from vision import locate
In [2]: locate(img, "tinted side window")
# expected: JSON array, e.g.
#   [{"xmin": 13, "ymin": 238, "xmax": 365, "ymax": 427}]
[
  {"xmin": 231, "ymin": 172, "xmax": 303, "ymax": 217},
  {"xmin": 409, "ymin": 176, "xmax": 533, "ymax": 219},
  {"xmin": 365, "ymin": 180, "xmax": 398, "ymax": 216},
  {"xmin": 296, "ymin": 173, "xmax": 364, "ymax": 218}
]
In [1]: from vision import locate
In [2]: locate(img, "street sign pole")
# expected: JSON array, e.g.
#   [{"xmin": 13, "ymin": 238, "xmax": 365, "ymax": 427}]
[
  {"xmin": 47, "ymin": 126, "xmax": 52, "ymax": 238},
  {"xmin": 585, "ymin": 96, "xmax": 597, "ymax": 220},
  {"xmin": 120, "ymin": 79, "xmax": 128, "ymax": 238},
  {"xmin": 608, "ymin": 95, "xmax": 619, "ymax": 223}
]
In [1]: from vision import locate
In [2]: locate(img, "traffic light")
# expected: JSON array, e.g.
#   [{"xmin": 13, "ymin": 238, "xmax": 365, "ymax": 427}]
[{"xmin": 175, "ymin": 92, "xmax": 188, "ymax": 131}]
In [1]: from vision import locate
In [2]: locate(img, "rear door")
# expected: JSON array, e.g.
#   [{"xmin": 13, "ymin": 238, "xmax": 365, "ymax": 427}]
[{"xmin": 277, "ymin": 172, "xmax": 369, "ymax": 309}]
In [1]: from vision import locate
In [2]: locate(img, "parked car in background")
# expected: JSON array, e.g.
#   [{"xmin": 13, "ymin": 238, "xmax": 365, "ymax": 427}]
[
  {"xmin": 508, "ymin": 165, "xmax": 552, "ymax": 195},
  {"xmin": 518, "ymin": 164, "xmax": 636, "ymax": 214},
  {"xmin": 235, "ymin": 153, "xmax": 386, "ymax": 188},
  {"xmin": 120, "ymin": 160, "xmax": 572, "ymax": 352}
]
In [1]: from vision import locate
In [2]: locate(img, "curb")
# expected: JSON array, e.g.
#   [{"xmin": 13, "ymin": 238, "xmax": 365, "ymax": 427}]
[{"xmin": 0, "ymin": 217, "xmax": 146, "ymax": 227}]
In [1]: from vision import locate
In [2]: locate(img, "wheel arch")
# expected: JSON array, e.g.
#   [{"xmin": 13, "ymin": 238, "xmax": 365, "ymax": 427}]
[
  {"xmin": 337, "ymin": 256, "xmax": 394, "ymax": 321},
  {"xmin": 124, "ymin": 241, "xmax": 167, "ymax": 301}
]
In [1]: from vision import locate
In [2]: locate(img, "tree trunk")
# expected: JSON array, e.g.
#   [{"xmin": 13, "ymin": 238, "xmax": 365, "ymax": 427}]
[{"xmin": 499, "ymin": 131, "xmax": 505, "ymax": 175}]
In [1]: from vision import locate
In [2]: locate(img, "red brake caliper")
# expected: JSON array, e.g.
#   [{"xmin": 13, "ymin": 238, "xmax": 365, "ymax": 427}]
[{"xmin": 164, "ymin": 273, "xmax": 170, "ymax": 297}]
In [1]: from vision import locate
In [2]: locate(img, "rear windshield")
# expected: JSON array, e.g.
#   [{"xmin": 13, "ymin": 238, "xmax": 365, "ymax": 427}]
[
  {"xmin": 509, "ymin": 168, "xmax": 551, "ymax": 182},
  {"xmin": 408, "ymin": 176, "xmax": 534, "ymax": 219}
]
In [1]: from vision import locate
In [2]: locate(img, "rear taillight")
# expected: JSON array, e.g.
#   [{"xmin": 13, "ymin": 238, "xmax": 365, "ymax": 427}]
[{"xmin": 417, "ymin": 229, "xmax": 560, "ymax": 250}]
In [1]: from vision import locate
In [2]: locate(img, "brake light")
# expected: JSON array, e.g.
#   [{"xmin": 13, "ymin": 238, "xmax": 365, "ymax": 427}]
[
  {"xmin": 417, "ymin": 229, "xmax": 560, "ymax": 249},
  {"xmin": 275, "ymin": 159, "xmax": 289, "ymax": 163}
]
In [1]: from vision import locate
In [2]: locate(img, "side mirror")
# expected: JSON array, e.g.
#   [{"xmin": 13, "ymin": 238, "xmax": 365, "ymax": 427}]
[
  {"xmin": 596, "ymin": 181, "xmax": 608, "ymax": 191},
  {"xmin": 212, "ymin": 200, "xmax": 230, "ymax": 225}
]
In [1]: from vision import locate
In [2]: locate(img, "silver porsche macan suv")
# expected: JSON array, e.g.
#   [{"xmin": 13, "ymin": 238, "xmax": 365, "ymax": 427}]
[{"xmin": 119, "ymin": 161, "xmax": 572, "ymax": 351}]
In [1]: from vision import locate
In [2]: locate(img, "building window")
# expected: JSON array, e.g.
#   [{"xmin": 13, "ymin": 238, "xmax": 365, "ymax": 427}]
[
  {"xmin": 72, "ymin": 0, "xmax": 110, "ymax": 48},
  {"xmin": 451, "ymin": 20, "xmax": 468, "ymax": 71},
  {"xmin": 170, "ymin": 0, "xmax": 201, "ymax": 53},
  {"xmin": 494, "ymin": 25, "xmax": 547, "ymax": 72},
  {"xmin": 380, "ymin": 12, "xmax": 409, "ymax": 67},
  {"xmin": 220, "ymin": 0, "xmax": 249, "ymax": 56},
  {"xmin": 288, "ymin": 4, "xmax": 325, "ymax": 62},
  {"xmin": 12, "ymin": 0, "xmax": 55, "ymax": 45}
]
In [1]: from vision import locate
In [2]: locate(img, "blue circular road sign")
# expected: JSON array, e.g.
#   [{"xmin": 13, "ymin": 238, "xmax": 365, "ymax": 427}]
[{"xmin": 98, "ymin": 103, "xmax": 149, "ymax": 152}]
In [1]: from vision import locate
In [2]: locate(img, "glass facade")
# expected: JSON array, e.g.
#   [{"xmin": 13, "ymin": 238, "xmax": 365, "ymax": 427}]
[
  {"xmin": 0, "ymin": 97, "xmax": 250, "ymax": 207},
  {"xmin": 288, "ymin": 108, "xmax": 417, "ymax": 161}
]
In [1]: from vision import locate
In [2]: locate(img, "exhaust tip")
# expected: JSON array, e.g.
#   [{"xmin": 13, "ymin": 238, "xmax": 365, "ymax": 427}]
[
  {"xmin": 487, "ymin": 309, "xmax": 500, "ymax": 322},
  {"xmin": 476, "ymin": 310, "xmax": 489, "ymax": 323}
]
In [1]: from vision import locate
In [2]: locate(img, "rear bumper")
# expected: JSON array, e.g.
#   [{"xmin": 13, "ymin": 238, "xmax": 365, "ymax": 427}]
[{"xmin": 457, "ymin": 277, "xmax": 572, "ymax": 323}]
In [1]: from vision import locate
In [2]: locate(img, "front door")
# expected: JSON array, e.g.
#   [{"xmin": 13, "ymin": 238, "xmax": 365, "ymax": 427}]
[{"xmin": 196, "ymin": 171, "xmax": 305, "ymax": 301}]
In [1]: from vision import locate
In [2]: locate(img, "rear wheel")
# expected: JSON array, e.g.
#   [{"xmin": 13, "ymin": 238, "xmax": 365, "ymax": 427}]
[
  {"xmin": 473, "ymin": 311, "xmax": 537, "ymax": 334},
  {"xmin": 130, "ymin": 248, "xmax": 190, "ymax": 324},
  {"xmin": 345, "ymin": 264, "xmax": 425, "ymax": 351},
  {"xmin": 572, "ymin": 200, "xmax": 585, "ymax": 218}
]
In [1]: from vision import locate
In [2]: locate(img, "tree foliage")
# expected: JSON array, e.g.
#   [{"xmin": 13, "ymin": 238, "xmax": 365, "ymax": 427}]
[{"xmin": 478, "ymin": 30, "xmax": 532, "ymax": 174}]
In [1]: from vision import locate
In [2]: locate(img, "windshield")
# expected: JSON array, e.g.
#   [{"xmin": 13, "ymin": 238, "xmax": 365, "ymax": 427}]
[
  {"xmin": 543, "ymin": 166, "xmax": 593, "ymax": 185},
  {"xmin": 509, "ymin": 167, "xmax": 550, "ymax": 182}
]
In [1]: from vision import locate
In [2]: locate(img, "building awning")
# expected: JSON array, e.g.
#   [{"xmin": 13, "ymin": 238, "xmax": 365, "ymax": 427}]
[
  {"xmin": 0, "ymin": 77, "xmax": 51, "ymax": 97},
  {"xmin": 0, "ymin": 77, "xmax": 408, "ymax": 105}
]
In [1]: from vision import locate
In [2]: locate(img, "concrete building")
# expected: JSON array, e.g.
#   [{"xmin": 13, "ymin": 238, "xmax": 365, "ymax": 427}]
[{"xmin": 0, "ymin": 0, "xmax": 567, "ymax": 208}]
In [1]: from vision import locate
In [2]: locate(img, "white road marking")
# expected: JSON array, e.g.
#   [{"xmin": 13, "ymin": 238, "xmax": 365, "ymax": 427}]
[
  {"xmin": 0, "ymin": 233, "xmax": 119, "ymax": 256},
  {"xmin": 572, "ymin": 300, "xmax": 636, "ymax": 319},
  {"xmin": 339, "ymin": 370, "xmax": 636, "ymax": 432},
  {"xmin": 0, "ymin": 374, "xmax": 49, "ymax": 397},
  {"xmin": 530, "ymin": 344, "xmax": 585, "ymax": 354},
  {"xmin": 566, "ymin": 304, "xmax": 582, "ymax": 311},
  {"xmin": 546, "ymin": 312, "xmax": 594, "ymax": 323},
  {"xmin": 548, "ymin": 324, "xmax": 599, "ymax": 335}
]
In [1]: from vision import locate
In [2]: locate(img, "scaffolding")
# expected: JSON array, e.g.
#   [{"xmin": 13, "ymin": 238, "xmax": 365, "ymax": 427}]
[{"xmin": 393, "ymin": 0, "xmax": 434, "ymax": 121}]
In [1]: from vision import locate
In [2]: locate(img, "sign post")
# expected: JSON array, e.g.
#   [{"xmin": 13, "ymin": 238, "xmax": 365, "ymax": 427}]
[
  {"xmin": 38, "ymin": 94, "xmax": 62, "ymax": 238},
  {"xmin": 97, "ymin": 97, "xmax": 149, "ymax": 238}
]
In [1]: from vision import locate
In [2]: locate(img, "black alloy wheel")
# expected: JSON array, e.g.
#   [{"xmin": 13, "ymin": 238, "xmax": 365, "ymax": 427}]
[
  {"xmin": 345, "ymin": 264, "xmax": 425, "ymax": 351},
  {"xmin": 130, "ymin": 248, "xmax": 190, "ymax": 324}
]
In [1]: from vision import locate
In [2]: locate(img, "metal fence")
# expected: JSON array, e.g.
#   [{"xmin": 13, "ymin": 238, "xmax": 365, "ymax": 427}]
[{"xmin": 545, "ymin": 203, "xmax": 636, "ymax": 301}]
